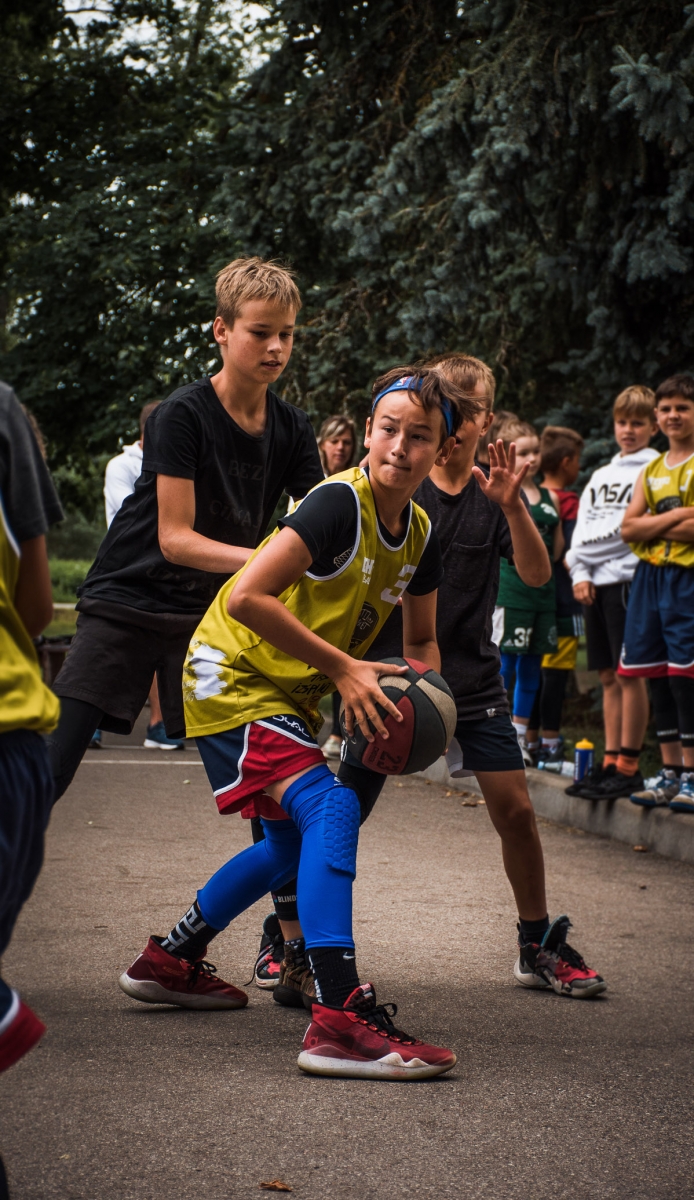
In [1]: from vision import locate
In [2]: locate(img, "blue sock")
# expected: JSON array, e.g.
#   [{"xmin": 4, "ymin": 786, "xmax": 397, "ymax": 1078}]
[{"xmin": 514, "ymin": 654, "xmax": 542, "ymax": 720}]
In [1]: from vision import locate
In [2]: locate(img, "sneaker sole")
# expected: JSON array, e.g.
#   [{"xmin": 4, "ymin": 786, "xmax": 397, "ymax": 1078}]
[
  {"xmin": 143, "ymin": 740, "xmax": 183, "ymax": 750},
  {"xmin": 630, "ymin": 795, "xmax": 671, "ymax": 807},
  {"xmin": 254, "ymin": 974, "xmax": 279, "ymax": 990},
  {"xmin": 297, "ymin": 1050, "xmax": 456, "ymax": 1080},
  {"xmin": 118, "ymin": 972, "xmax": 247, "ymax": 1009},
  {"xmin": 669, "ymin": 801, "xmax": 694, "ymax": 813},
  {"xmin": 513, "ymin": 958, "xmax": 607, "ymax": 998}
]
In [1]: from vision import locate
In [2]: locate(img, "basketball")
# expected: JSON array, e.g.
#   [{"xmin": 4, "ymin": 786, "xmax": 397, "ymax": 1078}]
[{"xmin": 339, "ymin": 657, "xmax": 457, "ymax": 775}]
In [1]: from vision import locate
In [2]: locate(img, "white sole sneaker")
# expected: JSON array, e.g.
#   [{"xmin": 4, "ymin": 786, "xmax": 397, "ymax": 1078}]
[
  {"xmin": 513, "ymin": 956, "xmax": 548, "ymax": 989},
  {"xmin": 117, "ymin": 972, "xmax": 246, "ymax": 1009},
  {"xmin": 513, "ymin": 956, "xmax": 607, "ymax": 997},
  {"xmin": 297, "ymin": 1049, "xmax": 456, "ymax": 1080},
  {"xmin": 143, "ymin": 739, "xmax": 181, "ymax": 750}
]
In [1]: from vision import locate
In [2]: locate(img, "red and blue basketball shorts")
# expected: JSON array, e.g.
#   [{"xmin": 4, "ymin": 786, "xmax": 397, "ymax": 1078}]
[
  {"xmin": 195, "ymin": 713, "xmax": 326, "ymax": 820},
  {"xmin": 619, "ymin": 561, "xmax": 694, "ymax": 679}
]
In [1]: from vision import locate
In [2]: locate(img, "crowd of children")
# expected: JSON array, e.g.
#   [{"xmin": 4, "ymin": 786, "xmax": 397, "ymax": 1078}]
[{"xmin": 2, "ymin": 254, "xmax": 694, "ymax": 1106}]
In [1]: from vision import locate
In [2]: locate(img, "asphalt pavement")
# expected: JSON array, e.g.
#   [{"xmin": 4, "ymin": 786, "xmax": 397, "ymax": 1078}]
[{"xmin": 1, "ymin": 713, "xmax": 693, "ymax": 1199}]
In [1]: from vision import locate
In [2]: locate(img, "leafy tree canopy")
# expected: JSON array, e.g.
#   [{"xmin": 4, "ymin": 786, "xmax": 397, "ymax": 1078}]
[{"xmin": 2, "ymin": 0, "xmax": 693, "ymax": 516}]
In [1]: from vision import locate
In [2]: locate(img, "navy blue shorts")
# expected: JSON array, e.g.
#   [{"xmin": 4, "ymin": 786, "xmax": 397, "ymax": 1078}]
[
  {"xmin": 619, "ymin": 561, "xmax": 694, "ymax": 678},
  {"xmin": 0, "ymin": 730, "xmax": 54, "ymax": 960},
  {"xmin": 449, "ymin": 712, "xmax": 524, "ymax": 775}
]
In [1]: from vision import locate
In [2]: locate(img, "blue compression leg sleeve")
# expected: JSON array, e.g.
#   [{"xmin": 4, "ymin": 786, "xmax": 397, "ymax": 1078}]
[
  {"xmin": 196, "ymin": 817, "xmax": 301, "ymax": 930},
  {"xmin": 281, "ymin": 763, "xmax": 360, "ymax": 950},
  {"xmin": 513, "ymin": 654, "xmax": 542, "ymax": 720}
]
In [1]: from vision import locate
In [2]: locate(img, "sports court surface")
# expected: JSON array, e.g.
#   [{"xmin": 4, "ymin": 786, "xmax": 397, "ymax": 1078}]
[{"xmin": 1, "ymin": 714, "xmax": 692, "ymax": 1200}]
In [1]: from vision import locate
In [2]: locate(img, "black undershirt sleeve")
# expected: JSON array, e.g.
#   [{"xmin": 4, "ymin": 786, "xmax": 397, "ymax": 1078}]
[
  {"xmin": 279, "ymin": 482, "xmax": 358, "ymax": 572},
  {"xmin": 407, "ymin": 527, "xmax": 443, "ymax": 595}
]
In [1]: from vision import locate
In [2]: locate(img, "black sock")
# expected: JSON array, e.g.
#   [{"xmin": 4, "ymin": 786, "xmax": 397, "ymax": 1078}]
[
  {"xmin": 160, "ymin": 900, "xmax": 221, "ymax": 960},
  {"xmin": 519, "ymin": 915, "xmax": 550, "ymax": 946},
  {"xmin": 307, "ymin": 946, "xmax": 359, "ymax": 1008},
  {"xmin": 272, "ymin": 880, "xmax": 299, "ymax": 922}
]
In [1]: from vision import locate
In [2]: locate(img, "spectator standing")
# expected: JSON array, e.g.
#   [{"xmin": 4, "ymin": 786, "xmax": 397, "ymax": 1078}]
[
  {"xmin": 564, "ymin": 387, "xmax": 657, "ymax": 798},
  {"xmin": 315, "ymin": 414, "xmax": 357, "ymax": 761},
  {"xmin": 492, "ymin": 419, "xmax": 563, "ymax": 764},
  {"xmin": 526, "ymin": 426, "xmax": 585, "ymax": 765},
  {"xmin": 102, "ymin": 401, "xmax": 183, "ymax": 750},
  {"xmin": 619, "ymin": 374, "xmax": 694, "ymax": 812}
]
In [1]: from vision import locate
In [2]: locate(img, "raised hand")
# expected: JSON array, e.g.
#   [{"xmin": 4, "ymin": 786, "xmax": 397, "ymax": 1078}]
[{"xmin": 471, "ymin": 438, "xmax": 529, "ymax": 510}]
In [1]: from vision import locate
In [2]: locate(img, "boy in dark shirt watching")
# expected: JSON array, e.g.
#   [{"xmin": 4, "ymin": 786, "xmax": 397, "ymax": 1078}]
[
  {"xmin": 368, "ymin": 354, "xmax": 606, "ymax": 998},
  {"xmin": 47, "ymin": 258, "xmax": 323, "ymax": 798}
]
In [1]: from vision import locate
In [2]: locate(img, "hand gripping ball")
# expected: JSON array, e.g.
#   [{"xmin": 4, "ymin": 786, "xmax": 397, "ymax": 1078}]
[{"xmin": 339, "ymin": 657, "xmax": 457, "ymax": 775}]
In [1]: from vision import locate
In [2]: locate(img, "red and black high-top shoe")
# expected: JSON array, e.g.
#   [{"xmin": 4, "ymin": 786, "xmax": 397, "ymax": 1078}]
[
  {"xmin": 119, "ymin": 937, "xmax": 247, "ymax": 1009},
  {"xmin": 298, "ymin": 983, "xmax": 456, "ymax": 1080},
  {"xmin": 254, "ymin": 914, "xmax": 284, "ymax": 990},
  {"xmin": 514, "ymin": 915, "xmax": 606, "ymax": 998}
]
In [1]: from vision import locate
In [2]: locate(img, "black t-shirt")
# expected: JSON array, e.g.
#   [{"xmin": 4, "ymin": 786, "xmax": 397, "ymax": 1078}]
[
  {"xmin": 79, "ymin": 379, "xmax": 323, "ymax": 617},
  {"xmin": 280, "ymin": 478, "xmax": 442, "ymax": 594},
  {"xmin": 367, "ymin": 472, "xmax": 519, "ymax": 721},
  {"xmin": 0, "ymin": 381, "xmax": 63, "ymax": 541}
]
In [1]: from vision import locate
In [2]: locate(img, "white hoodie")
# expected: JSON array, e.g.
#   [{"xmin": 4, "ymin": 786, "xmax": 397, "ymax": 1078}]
[
  {"xmin": 104, "ymin": 441, "xmax": 143, "ymax": 527},
  {"xmin": 566, "ymin": 446, "xmax": 659, "ymax": 586}
]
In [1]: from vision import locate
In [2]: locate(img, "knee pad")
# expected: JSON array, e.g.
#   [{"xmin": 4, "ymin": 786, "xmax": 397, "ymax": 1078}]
[
  {"xmin": 336, "ymin": 753, "xmax": 386, "ymax": 825},
  {"xmin": 322, "ymin": 783, "xmax": 360, "ymax": 876}
]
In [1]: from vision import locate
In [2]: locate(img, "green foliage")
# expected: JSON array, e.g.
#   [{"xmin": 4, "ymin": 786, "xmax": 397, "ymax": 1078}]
[
  {"xmin": 3, "ymin": 0, "xmax": 694, "ymax": 513},
  {"xmin": 49, "ymin": 557, "xmax": 92, "ymax": 601}
]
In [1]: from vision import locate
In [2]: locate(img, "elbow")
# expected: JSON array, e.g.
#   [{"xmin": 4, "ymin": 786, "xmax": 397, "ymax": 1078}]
[
  {"xmin": 620, "ymin": 524, "xmax": 632, "ymax": 544},
  {"xmin": 227, "ymin": 585, "xmax": 252, "ymax": 623},
  {"xmin": 23, "ymin": 599, "xmax": 54, "ymax": 639},
  {"xmin": 158, "ymin": 528, "xmax": 182, "ymax": 564}
]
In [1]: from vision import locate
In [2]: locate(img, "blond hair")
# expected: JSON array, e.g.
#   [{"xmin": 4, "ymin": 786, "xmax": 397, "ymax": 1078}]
[
  {"xmin": 424, "ymin": 353, "xmax": 496, "ymax": 414},
  {"xmin": 215, "ymin": 257, "xmax": 302, "ymax": 325},
  {"xmin": 317, "ymin": 414, "xmax": 357, "ymax": 473},
  {"xmin": 495, "ymin": 415, "xmax": 536, "ymax": 453},
  {"xmin": 613, "ymin": 385, "xmax": 656, "ymax": 421}
]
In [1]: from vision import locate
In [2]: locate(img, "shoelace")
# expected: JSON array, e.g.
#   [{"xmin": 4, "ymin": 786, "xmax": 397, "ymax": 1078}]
[
  {"xmin": 549, "ymin": 941, "xmax": 588, "ymax": 972},
  {"xmin": 189, "ymin": 959, "xmax": 220, "ymax": 986},
  {"xmin": 352, "ymin": 1001, "xmax": 419, "ymax": 1045}
]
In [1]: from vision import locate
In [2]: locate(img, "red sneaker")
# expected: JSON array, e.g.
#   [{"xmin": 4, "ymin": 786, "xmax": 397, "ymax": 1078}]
[
  {"xmin": 514, "ymin": 915, "xmax": 606, "ymax": 998},
  {"xmin": 119, "ymin": 937, "xmax": 248, "ymax": 1009},
  {"xmin": 0, "ymin": 990, "xmax": 46, "ymax": 1074},
  {"xmin": 298, "ymin": 983, "xmax": 456, "ymax": 1080}
]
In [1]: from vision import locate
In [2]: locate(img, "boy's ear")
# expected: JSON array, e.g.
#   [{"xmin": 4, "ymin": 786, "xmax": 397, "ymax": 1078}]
[
  {"xmin": 363, "ymin": 417, "xmax": 373, "ymax": 448},
  {"xmin": 213, "ymin": 315, "xmax": 230, "ymax": 345},
  {"xmin": 435, "ymin": 435, "xmax": 456, "ymax": 467}
]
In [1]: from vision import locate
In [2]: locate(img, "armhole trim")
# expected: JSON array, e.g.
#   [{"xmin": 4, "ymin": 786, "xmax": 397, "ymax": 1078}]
[
  {"xmin": 375, "ymin": 499, "xmax": 412, "ymax": 552},
  {"xmin": 304, "ymin": 481, "xmax": 362, "ymax": 581}
]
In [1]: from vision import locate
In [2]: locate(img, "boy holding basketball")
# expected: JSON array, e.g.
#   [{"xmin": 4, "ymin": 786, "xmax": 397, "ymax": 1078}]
[
  {"xmin": 119, "ymin": 367, "xmax": 475, "ymax": 1080},
  {"xmin": 368, "ymin": 354, "xmax": 606, "ymax": 998}
]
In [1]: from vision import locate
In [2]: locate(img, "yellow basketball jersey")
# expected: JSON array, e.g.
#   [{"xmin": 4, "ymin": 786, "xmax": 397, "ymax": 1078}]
[
  {"xmin": 0, "ymin": 497, "xmax": 60, "ymax": 735},
  {"xmin": 183, "ymin": 467, "xmax": 432, "ymax": 737},
  {"xmin": 630, "ymin": 450, "xmax": 694, "ymax": 568}
]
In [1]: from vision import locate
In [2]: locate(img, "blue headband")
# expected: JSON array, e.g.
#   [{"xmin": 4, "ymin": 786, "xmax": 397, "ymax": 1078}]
[{"xmin": 371, "ymin": 375, "xmax": 454, "ymax": 438}]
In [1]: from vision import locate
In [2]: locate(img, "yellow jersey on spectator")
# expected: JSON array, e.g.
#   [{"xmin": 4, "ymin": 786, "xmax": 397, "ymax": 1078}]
[{"xmin": 630, "ymin": 451, "xmax": 694, "ymax": 568}]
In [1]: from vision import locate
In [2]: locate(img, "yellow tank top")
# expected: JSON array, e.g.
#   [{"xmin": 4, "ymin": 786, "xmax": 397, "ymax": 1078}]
[
  {"xmin": 630, "ymin": 450, "xmax": 694, "ymax": 568},
  {"xmin": 0, "ymin": 497, "xmax": 60, "ymax": 734},
  {"xmin": 183, "ymin": 467, "xmax": 432, "ymax": 737}
]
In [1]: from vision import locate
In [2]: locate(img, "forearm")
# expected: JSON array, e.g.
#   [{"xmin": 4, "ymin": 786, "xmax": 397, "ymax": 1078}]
[
  {"xmin": 403, "ymin": 637, "xmax": 440, "ymax": 673},
  {"xmin": 159, "ymin": 527, "xmax": 252, "ymax": 574},
  {"xmin": 229, "ymin": 589, "xmax": 349, "ymax": 680},
  {"xmin": 503, "ymin": 502, "xmax": 552, "ymax": 586},
  {"xmin": 622, "ymin": 509, "xmax": 690, "ymax": 542},
  {"xmin": 667, "ymin": 518, "xmax": 694, "ymax": 542}
]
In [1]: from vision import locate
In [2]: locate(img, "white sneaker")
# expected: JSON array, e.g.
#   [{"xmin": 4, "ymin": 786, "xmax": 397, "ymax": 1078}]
[
  {"xmin": 322, "ymin": 734, "xmax": 343, "ymax": 760},
  {"xmin": 629, "ymin": 769, "xmax": 679, "ymax": 808}
]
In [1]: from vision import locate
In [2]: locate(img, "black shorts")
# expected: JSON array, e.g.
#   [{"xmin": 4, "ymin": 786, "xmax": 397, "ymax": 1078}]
[
  {"xmin": 583, "ymin": 582, "xmax": 630, "ymax": 672},
  {"xmin": 53, "ymin": 610, "xmax": 199, "ymax": 739},
  {"xmin": 454, "ymin": 712, "xmax": 524, "ymax": 773}
]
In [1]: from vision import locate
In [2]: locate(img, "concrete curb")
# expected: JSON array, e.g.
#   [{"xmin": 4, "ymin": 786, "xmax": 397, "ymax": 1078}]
[{"xmin": 417, "ymin": 759, "xmax": 694, "ymax": 866}]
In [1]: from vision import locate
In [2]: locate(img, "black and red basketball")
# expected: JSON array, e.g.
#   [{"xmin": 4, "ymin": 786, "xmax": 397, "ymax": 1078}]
[{"xmin": 339, "ymin": 657, "xmax": 457, "ymax": 775}]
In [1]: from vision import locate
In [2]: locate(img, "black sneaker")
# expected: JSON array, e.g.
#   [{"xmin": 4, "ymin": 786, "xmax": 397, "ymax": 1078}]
[
  {"xmin": 274, "ymin": 938, "xmax": 316, "ymax": 1010},
  {"xmin": 565, "ymin": 761, "xmax": 614, "ymax": 797},
  {"xmin": 514, "ymin": 915, "xmax": 607, "ymax": 998},
  {"xmin": 254, "ymin": 914, "xmax": 284, "ymax": 990},
  {"xmin": 536, "ymin": 737, "xmax": 565, "ymax": 768},
  {"xmin": 581, "ymin": 769, "xmax": 644, "ymax": 801}
]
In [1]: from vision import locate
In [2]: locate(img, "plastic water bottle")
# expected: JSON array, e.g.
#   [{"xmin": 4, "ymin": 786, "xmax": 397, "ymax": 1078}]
[{"xmin": 573, "ymin": 738, "xmax": 594, "ymax": 783}]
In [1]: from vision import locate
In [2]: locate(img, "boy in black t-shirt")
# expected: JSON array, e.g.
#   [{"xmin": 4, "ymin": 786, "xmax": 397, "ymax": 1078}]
[
  {"xmin": 47, "ymin": 258, "xmax": 323, "ymax": 798},
  {"xmin": 367, "ymin": 354, "xmax": 607, "ymax": 999}
]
